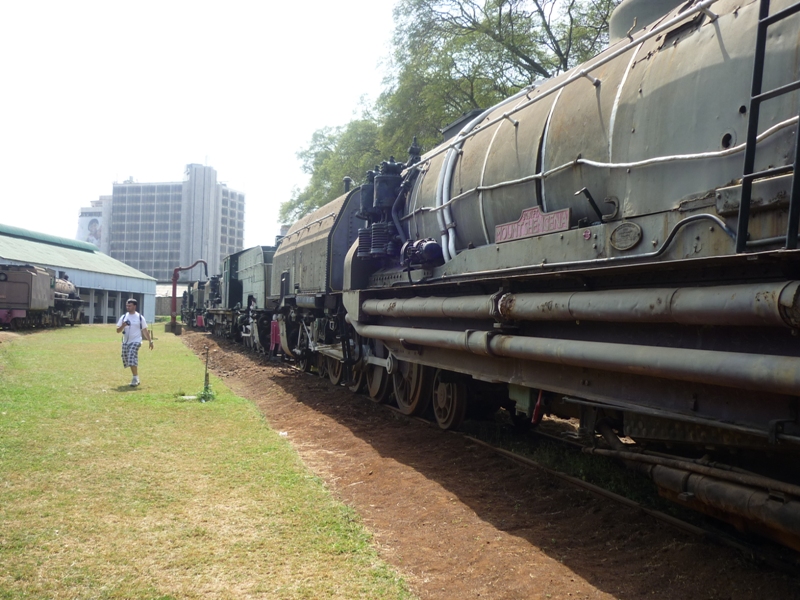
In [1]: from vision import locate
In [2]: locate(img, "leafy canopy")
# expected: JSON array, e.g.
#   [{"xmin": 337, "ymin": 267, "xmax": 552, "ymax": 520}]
[
  {"xmin": 279, "ymin": 120, "xmax": 382, "ymax": 224},
  {"xmin": 280, "ymin": 0, "xmax": 620, "ymax": 224}
]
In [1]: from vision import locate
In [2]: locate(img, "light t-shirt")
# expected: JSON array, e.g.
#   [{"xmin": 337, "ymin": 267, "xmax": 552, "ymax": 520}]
[{"xmin": 117, "ymin": 312, "xmax": 148, "ymax": 344}]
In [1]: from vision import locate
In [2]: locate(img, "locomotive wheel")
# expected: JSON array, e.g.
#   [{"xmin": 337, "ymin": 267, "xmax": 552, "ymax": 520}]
[
  {"xmin": 294, "ymin": 324, "xmax": 313, "ymax": 372},
  {"xmin": 364, "ymin": 339, "xmax": 392, "ymax": 403},
  {"xmin": 328, "ymin": 357, "xmax": 344, "ymax": 386},
  {"xmin": 393, "ymin": 361, "xmax": 433, "ymax": 416},
  {"xmin": 348, "ymin": 365, "xmax": 366, "ymax": 393},
  {"xmin": 432, "ymin": 370, "xmax": 468, "ymax": 430},
  {"xmin": 316, "ymin": 354, "xmax": 328, "ymax": 378},
  {"xmin": 297, "ymin": 353, "xmax": 313, "ymax": 372},
  {"xmin": 346, "ymin": 331, "xmax": 366, "ymax": 393},
  {"xmin": 366, "ymin": 365, "xmax": 392, "ymax": 403}
]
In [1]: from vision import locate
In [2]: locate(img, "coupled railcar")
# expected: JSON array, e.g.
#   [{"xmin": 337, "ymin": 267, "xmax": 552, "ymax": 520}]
[
  {"xmin": 212, "ymin": 0, "xmax": 800, "ymax": 550},
  {"xmin": 205, "ymin": 244, "xmax": 279, "ymax": 351},
  {"xmin": 180, "ymin": 280, "xmax": 210, "ymax": 328},
  {"xmin": 0, "ymin": 264, "xmax": 84, "ymax": 329}
]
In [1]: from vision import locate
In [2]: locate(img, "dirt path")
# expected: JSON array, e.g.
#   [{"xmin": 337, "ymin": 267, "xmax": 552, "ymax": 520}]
[
  {"xmin": 0, "ymin": 332, "xmax": 21, "ymax": 343},
  {"xmin": 181, "ymin": 331, "xmax": 800, "ymax": 599}
]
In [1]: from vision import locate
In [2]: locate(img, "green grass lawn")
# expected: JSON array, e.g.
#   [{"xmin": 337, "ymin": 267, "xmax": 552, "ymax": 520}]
[{"xmin": 0, "ymin": 326, "xmax": 413, "ymax": 599}]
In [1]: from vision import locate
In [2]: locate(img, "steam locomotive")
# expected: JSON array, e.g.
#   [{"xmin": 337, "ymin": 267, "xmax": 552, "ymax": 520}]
[
  {"xmin": 0, "ymin": 265, "xmax": 84, "ymax": 329},
  {"xmin": 202, "ymin": 0, "xmax": 800, "ymax": 551}
]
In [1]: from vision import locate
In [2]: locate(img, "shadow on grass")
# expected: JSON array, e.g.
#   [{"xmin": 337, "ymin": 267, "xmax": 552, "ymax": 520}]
[{"xmin": 113, "ymin": 385, "xmax": 140, "ymax": 393}]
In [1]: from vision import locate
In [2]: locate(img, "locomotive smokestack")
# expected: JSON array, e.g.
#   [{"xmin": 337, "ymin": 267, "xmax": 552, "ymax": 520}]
[{"xmin": 343, "ymin": 176, "xmax": 354, "ymax": 193}]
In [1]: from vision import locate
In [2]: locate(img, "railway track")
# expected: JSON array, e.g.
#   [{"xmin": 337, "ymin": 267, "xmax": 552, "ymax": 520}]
[
  {"xmin": 465, "ymin": 433, "xmax": 800, "ymax": 573},
  {"xmin": 377, "ymin": 401, "xmax": 800, "ymax": 574}
]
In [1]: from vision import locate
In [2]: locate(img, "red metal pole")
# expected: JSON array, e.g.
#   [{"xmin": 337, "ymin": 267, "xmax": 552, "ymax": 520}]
[
  {"xmin": 170, "ymin": 267, "xmax": 180, "ymax": 327},
  {"xmin": 169, "ymin": 260, "xmax": 208, "ymax": 330}
]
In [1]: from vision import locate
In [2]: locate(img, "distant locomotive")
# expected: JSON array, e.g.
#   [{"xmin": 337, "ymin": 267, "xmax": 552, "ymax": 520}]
[
  {"xmin": 0, "ymin": 265, "xmax": 84, "ymax": 329},
  {"xmin": 207, "ymin": 0, "xmax": 800, "ymax": 551},
  {"xmin": 204, "ymin": 244, "xmax": 279, "ymax": 351},
  {"xmin": 181, "ymin": 281, "xmax": 210, "ymax": 329}
]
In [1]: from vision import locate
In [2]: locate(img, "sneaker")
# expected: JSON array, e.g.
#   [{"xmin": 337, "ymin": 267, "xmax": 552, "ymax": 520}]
[{"xmin": 130, "ymin": 377, "xmax": 140, "ymax": 387}]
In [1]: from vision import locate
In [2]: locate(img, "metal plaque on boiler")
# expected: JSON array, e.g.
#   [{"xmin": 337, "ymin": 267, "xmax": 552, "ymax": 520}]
[{"xmin": 495, "ymin": 206, "xmax": 570, "ymax": 243}]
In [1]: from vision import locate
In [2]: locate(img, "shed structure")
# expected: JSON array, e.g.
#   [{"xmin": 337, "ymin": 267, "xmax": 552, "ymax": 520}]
[{"xmin": 0, "ymin": 223, "xmax": 156, "ymax": 323}]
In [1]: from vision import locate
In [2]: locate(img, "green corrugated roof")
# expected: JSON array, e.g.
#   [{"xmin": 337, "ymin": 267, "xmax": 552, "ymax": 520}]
[
  {"xmin": 0, "ymin": 223, "xmax": 98, "ymax": 252},
  {"xmin": 0, "ymin": 223, "xmax": 154, "ymax": 280}
]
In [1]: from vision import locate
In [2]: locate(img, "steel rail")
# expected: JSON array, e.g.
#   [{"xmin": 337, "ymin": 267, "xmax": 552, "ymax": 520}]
[
  {"xmin": 585, "ymin": 447, "xmax": 800, "ymax": 498},
  {"xmin": 461, "ymin": 434, "xmax": 800, "ymax": 572}
]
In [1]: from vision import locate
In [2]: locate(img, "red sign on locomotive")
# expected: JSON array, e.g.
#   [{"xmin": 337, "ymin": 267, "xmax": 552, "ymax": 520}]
[{"xmin": 495, "ymin": 206, "xmax": 570, "ymax": 243}]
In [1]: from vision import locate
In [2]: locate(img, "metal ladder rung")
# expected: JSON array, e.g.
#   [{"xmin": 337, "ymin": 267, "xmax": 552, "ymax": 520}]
[
  {"xmin": 762, "ymin": 1, "xmax": 800, "ymax": 26},
  {"xmin": 743, "ymin": 164, "xmax": 794, "ymax": 182},
  {"xmin": 752, "ymin": 78, "xmax": 800, "ymax": 104}
]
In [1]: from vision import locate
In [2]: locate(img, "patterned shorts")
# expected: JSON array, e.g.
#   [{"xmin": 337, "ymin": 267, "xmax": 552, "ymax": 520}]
[{"xmin": 121, "ymin": 342, "xmax": 141, "ymax": 368}]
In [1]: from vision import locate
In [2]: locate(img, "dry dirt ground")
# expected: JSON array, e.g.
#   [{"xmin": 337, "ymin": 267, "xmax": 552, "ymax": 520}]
[
  {"xmin": 180, "ymin": 330, "xmax": 800, "ymax": 600},
  {"xmin": 0, "ymin": 331, "xmax": 20, "ymax": 343}
]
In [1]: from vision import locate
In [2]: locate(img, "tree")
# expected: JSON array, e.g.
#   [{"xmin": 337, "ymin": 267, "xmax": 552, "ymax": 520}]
[
  {"xmin": 379, "ymin": 0, "xmax": 619, "ymax": 152},
  {"xmin": 280, "ymin": 0, "xmax": 620, "ymax": 223},
  {"xmin": 394, "ymin": 0, "xmax": 618, "ymax": 80},
  {"xmin": 279, "ymin": 119, "xmax": 383, "ymax": 224}
]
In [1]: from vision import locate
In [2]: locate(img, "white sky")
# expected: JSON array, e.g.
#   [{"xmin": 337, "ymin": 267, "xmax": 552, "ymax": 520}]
[{"xmin": 0, "ymin": 1, "xmax": 396, "ymax": 248}]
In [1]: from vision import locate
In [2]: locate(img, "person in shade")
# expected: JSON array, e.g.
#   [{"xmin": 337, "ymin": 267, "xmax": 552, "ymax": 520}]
[
  {"xmin": 115, "ymin": 298, "xmax": 153, "ymax": 386},
  {"xmin": 269, "ymin": 314, "xmax": 282, "ymax": 361}
]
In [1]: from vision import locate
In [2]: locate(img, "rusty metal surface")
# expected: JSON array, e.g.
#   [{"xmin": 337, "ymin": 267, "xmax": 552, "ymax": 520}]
[
  {"xmin": 349, "ymin": 320, "xmax": 800, "ymax": 396},
  {"xmin": 654, "ymin": 466, "xmax": 800, "ymax": 552},
  {"xmin": 505, "ymin": 281, "xmax": 800, "ymax": 327},
  {"xmin": 0, "ymin": 265, "xmax": 52, "ymax": 311},
  {"xmin": 609, "ymin": 0, "xmax": 686, "ymax": 42},
  {"xmin": 360, "ymin": 281, "xmax": 800, "ymax": 328}
]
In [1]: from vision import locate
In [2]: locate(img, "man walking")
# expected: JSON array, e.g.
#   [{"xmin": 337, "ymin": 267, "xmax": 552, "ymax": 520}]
[{"xmin": 116, "ymin": 298, "xmax": 153, "ymax": 387}]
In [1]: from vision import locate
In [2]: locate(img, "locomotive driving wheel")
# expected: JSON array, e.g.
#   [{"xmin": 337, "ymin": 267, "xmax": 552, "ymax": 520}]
[
  {"xmin": 295, "ymin": 324, "xmax": 313, "ymax": 372},
  {"xmin": 316, "ymin": 354, "xmax": 328, "ymax": 378},
  {"xmin": 328, "ymin": 357, "xmax": 344, "ymax": 386},
  {"xmin": 347, "ymin": 331, "xmax": 366, "ymax": 393},
  {"xmin": 297, "ymin": 352, "xmax": 312, "ymax": 373},
  {"xmin": 432, "ymin": 369, "xmax": 467, "ymax": 430},
  {"xmin": 348, "ymin": 365, "xmax": 366, "ymax": 393},
  {"xmin": 393, "ymin": 361, "xmax": 433, "ymax": 416},
  {"xmin": 366, "ymin": 364, "xmax": 391, "ymax": 402},
  {"xmin": 365, "ymin": 339, "xmax": 392, "ymax": 403}
]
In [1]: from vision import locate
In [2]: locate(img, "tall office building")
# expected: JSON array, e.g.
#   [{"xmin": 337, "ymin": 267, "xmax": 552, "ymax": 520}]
[{"xmin": 79, "ymin": 164, "xmax": 245, "ymax": 282}]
